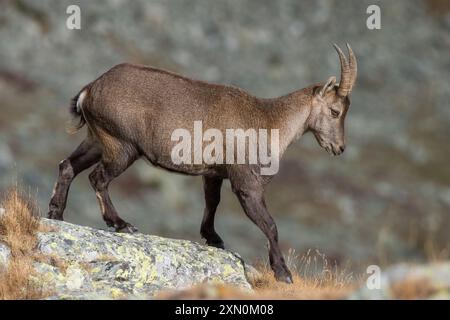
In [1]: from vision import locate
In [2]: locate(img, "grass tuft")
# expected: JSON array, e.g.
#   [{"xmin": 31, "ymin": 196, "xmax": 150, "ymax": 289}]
[
  {"xmin": 0, "ymin": 187, "xmax": 48, "ymax": 299},
  {"xmin": 248, "ymin": 249, "xmax": 356, "ymax": 299}
]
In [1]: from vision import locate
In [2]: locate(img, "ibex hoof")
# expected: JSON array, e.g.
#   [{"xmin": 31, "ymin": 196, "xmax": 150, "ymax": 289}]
[
  {"xmin": 275, "ymin": 271, "xmax": 294, "ymax": 284},
  {"xmin": 206, "ymin": 240, "xmax": 225, "ymax": 249},
  {"xmin": 115, "ymin": 223, "xmax": 138, "ymax": 234},
  {"xmin": 47, "ymin": 211, "xmax": 63, "ymax": 221}
]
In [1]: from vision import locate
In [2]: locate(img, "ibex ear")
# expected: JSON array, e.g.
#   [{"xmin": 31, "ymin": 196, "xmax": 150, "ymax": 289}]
[{"xmin": 317, "ymin": 76, "xmax": 337, "ymax": 97}]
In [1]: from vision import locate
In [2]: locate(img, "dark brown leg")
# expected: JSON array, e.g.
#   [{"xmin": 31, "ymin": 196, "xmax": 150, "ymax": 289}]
[
  {"xmin": 231, "ymin": 179, "xmax": 293, "ymax": 284},
  {"xmin": 48, "ymin": 139, "xmax": 101, "ymax": 220},
  {"xmin": 200, "ymin": 176, "xmax": 224, "ymax": 248},
  {"xmin": 88, "ymin": 158, "xmax": 137, "ymax": 233}
]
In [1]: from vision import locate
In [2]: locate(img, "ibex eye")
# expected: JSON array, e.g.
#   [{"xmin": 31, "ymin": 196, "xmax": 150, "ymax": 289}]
[{"xmin": 331, "ymin": 109, "xmax": 340, "ymax": 118}]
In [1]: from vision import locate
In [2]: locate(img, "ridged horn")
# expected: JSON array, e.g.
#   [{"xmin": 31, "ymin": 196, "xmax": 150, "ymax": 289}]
[{"xmin": 333, "ymin": 43, "xmax": 357, "ymax": 97}]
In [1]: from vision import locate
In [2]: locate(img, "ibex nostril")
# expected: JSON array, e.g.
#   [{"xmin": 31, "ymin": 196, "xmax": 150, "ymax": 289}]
[{"xmin": 339, "ymin": 146, "xmax": 345, "ymax": 153}]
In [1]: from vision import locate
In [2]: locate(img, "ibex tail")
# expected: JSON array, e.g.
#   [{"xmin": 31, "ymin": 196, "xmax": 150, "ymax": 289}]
[{"xmin": 67, "ymin": 89, "xmax": 88, "ymax": 133}]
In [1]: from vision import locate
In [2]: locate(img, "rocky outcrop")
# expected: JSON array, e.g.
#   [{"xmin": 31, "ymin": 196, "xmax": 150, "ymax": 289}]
[{"xmin": 1, "ymin": 218, "xmax": 253, "ymax": 299}]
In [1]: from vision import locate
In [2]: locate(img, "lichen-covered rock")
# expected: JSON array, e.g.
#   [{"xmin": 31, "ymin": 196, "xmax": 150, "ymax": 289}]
[
  {"xmin": 350, "ymin": 262, "xmax": 450, "ymax": 300},
  {"xmin": 2, "ymin": 218, "xmax": 252, "ymax": 299}
]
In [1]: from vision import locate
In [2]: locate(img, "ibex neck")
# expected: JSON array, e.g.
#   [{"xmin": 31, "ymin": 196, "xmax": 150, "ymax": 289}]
[{"xmin": 262, "ymin": 86, "xmax": 313, "ymax": 156}]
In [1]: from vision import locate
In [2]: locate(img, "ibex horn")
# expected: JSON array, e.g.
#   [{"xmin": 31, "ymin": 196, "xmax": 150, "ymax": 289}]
[{"xmin": 333, "ymin": 43, "xmax": 357, "ymax": 97}]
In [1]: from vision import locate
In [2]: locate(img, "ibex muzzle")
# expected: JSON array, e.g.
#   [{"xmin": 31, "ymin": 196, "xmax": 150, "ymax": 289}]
[{"xmin": 48, "ymin": 44, "xmax": 357, "ymax": 283}]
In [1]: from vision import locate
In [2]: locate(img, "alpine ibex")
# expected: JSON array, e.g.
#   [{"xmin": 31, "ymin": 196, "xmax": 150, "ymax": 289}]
[{"xmin": 48, "ymin": 44, "xmax": 357, "ymax": 283}]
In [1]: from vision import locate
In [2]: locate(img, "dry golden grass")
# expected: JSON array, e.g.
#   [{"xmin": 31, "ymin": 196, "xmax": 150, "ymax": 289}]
[
  {"xmin": 249, "ymin": 249, "xmax": 357, "ymax": 299},
  {"xmin": 0, "ymin": 187, "xmax": 49, "ymax": 299},
  {"xmin": 248, "ymin": 249, "xmax": 356, "ymax": 299},
  {"xmin": 390, "ymin": 277, "xmax": 437, "ymax": 300}
]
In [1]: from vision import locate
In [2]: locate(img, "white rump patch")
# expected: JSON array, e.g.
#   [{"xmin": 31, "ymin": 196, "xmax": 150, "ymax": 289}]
[{"xmin": 77, "ymin": 90, "xmax": 87, "ymax": 112}]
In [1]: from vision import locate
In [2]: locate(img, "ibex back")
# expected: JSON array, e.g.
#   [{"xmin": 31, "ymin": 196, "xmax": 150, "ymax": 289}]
[{"xmin": 48, "ymin": 44, "xmax": 357, "ymax": 283}]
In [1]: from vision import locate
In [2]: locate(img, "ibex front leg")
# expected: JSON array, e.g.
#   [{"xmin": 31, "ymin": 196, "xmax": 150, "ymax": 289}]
[
  {"xmin": 231, "ymin": 178, "xmax": 293, "ymax": 283},
  {"xmin": 200, "ymin": 176, "xmax": 224, "ymax": 248}
]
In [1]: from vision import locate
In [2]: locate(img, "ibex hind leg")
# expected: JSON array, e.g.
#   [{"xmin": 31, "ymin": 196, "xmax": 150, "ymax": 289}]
[
  {"xmin": 48, "ymin": 138, "xmax": 101, "ymax": 220},
  {"xmin": 88, "ymin": 140, "xmax": 139, "ymax": 233}
]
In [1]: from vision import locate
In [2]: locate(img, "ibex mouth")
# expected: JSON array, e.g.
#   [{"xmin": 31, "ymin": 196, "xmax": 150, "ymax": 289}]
[
  {"xmin": 329, "ymin": 144, "xmax": 344, "ymax": 156},
  {"xmin": 324, "ymin": 144, "xmax": 336, "ymax": 156},
  {"xmin": 314, "ymin": 133, "xmax": 341, "ymax": 156},
  {"xmin": 321, "ymin": 141, "xmax": 343, "ymax": 156}
]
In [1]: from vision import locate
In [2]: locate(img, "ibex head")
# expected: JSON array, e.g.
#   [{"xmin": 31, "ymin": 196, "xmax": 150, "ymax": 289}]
[{"xmin": 308, "ymin": 43, "xmax": 357, "ymax": 156}]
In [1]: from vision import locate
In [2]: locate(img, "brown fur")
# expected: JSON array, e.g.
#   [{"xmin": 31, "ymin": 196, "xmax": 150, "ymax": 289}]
[{"xmin": 48, "ymin": 44, "xmax": 357, "ymax": 283}]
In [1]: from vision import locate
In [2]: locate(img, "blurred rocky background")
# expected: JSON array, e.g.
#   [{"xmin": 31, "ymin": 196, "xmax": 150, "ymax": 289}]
[{"xmin": 0, "ymin": 0, "xmax": 449, "ymax": 274}]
